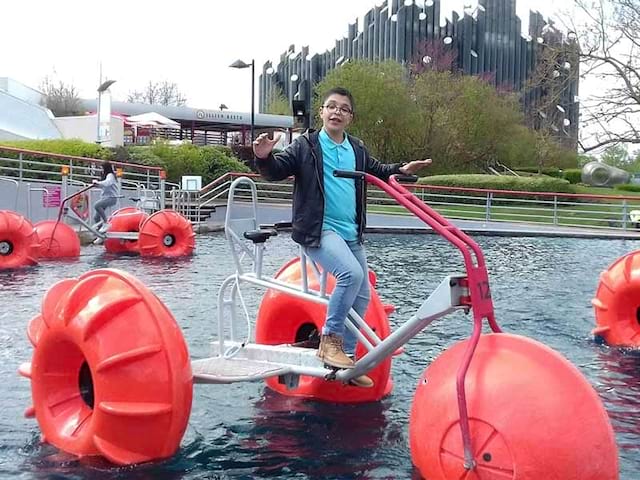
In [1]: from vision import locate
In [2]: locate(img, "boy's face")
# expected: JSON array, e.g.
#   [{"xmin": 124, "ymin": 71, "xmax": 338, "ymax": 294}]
[{"xmin": 319, "ymin": 93, "xmax": 353, "ymax": 134}]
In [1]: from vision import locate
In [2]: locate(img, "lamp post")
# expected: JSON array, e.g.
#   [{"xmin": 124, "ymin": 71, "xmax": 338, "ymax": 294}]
[
  {"xmin": 229, "ymin": 59, "xmax": 255, "ymax": 143},
  {"xmin": 97, "ymin": 79, "xmax": 116, "ymax": 145}
]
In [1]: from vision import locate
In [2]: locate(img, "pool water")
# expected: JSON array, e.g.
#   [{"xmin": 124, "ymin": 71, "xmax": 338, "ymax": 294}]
[{"xmin": 1, "ymin": 233, "xmax": 639, "ymax": 479}]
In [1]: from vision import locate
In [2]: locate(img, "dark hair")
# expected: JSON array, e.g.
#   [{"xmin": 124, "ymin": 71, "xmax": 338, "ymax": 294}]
[
  {"xmin": 101, "ymin": 161, "xmax": 114, "ymax": 180},
  {"xmin": 322, "ymin": 87, "xmax": 355, "ymax": 113}
]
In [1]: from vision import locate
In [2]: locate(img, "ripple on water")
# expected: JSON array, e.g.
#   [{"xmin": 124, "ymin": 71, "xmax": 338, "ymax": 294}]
[{"xmin": 0, "ymin": 232, "xmax": 638, "ymax": 479}]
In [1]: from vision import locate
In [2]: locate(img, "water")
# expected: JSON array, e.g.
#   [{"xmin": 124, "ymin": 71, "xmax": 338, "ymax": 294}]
[{"xmin": 1, "ymin": 233, "xmax": 639, "ymax": 479}]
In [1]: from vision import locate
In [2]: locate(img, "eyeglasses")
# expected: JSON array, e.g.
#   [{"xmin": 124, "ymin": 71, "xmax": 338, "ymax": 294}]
[{"xmin": 322, "ymin": 104, "xmax": 353, "ymax": 115}]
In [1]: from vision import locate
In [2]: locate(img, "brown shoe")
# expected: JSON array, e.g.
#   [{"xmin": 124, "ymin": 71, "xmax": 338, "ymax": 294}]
[
  {"xmin": 317, "ymin": 334, "xmax": 355, "ymax": 369},
  {"xmin": 349, "ymin": 374, "xmax": 375, "ymax": 388}
]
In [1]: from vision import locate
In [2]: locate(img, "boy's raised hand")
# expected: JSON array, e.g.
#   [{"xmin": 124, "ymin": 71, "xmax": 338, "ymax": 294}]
[
  {"xmin": 253, "ymin": 133, "xmax": 280, "ymax": 159},
  {"xmin": 399, "ymin": 158, "xmax": 432, "ymax": 175}
]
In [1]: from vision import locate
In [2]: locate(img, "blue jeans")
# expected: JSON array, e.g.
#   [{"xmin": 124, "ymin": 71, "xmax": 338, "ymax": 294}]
[
  {"xmin": 303, "ymin": 230, "xmax": 371, "ymax": 355},
  {"xmin": 93, "ymin": 197, "xmax": 117, "ymax": 224}
]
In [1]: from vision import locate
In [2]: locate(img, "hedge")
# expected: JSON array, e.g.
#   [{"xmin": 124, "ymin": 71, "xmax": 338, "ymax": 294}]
[
  {"xmin": 418, "ymin": 174, "xmax": 573, "ymax": 193},
  {"xmin": 614, "ymin": 183, "xmax": 640, "ymax": 193},
  {"xmin": 0, "ymin": 139, "xmax": 113, "ymax": 160},
  {"xmin": 514, "ymin": 166, "xmax": 563, "ymax": 177}
]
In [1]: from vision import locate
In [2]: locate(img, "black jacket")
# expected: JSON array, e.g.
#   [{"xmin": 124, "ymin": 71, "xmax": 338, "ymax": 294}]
[{"xmin": 255, "ymin": 130, "xmax": 404, "ymax": 247}]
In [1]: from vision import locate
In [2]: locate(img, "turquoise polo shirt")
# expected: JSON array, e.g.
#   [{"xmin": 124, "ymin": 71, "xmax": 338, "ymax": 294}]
[{"xmin": 319, "ymin": 128, "xmax": 357, "ymax": 241}]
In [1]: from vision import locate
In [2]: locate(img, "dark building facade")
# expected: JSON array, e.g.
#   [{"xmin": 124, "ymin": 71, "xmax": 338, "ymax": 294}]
[{"xmin": 259, "ymin": 0, "xmax": 579, "ymax": 147}]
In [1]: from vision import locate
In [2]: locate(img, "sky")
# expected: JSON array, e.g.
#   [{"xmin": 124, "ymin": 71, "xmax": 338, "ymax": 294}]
[{"xmin": 2, "ymin": 0, "xmax": 566, "ymax": 113}]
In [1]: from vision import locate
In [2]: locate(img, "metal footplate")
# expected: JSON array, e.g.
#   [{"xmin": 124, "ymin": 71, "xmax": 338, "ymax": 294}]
[
  {"xmin": 191, "ymin": 357, "xmax": 292, "ymax": 384},
  {"xmin": 191, "ymin": 341, "xmax": 328, "ymax": 384},
  {"xmin": 105, "ymin": 232, "xmax": 139, "ymax": 240}
]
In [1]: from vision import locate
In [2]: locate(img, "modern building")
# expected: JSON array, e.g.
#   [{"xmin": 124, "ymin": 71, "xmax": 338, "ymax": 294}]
[
  {"xmin": 81, "ymin": 99, "xmax": 293, "ymax": 146},
  {"xmin": 0, "ymin": 77, "xmax": 293, "ymax": 146},
  {"xmin": 259, "ymin": 0, "xmax": 579, "ymax": 147},
  {"xmin": 0, "ymin": 78, "xmax": 62, "ymax": 141}
]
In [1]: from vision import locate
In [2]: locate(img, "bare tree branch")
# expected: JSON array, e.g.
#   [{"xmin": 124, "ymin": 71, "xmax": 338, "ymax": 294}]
[
  {"xmin": 571, "ymin": 0, "xmax": 640, "ymax": 151},
  {"xmin": 127, "ymin": 81, "xmax": 187, "ymax": 106},
  {"xmin": 39, "ymin": 76, "xmax": 84, "ymax": 117}
]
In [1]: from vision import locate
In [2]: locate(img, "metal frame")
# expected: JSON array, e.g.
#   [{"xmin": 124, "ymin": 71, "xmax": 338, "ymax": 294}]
[{"xmin": 200, "ymin": 173, "xmax": 502, "ymax": 470}]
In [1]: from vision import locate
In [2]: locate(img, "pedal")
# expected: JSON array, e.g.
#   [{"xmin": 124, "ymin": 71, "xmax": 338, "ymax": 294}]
[{"xmin": 324, "ymin": 368, "xmax": 338, "ymax": 381}]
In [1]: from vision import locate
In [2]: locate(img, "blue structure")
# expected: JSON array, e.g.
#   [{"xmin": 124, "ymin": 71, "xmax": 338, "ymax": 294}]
[{"xmin": 259, "ymin": 0, "xmax": 579, "ymax": 147}]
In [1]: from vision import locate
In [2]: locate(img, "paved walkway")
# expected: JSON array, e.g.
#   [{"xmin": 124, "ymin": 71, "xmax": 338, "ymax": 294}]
[{"xmin": 204, "ymin": 202, "xmax": 640, "ymax": 241}]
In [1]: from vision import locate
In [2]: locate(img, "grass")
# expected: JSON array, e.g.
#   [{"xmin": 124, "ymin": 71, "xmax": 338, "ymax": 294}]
[{"xmin": 572, "ymin": 185, "xmax": 640, "ymax": 197}]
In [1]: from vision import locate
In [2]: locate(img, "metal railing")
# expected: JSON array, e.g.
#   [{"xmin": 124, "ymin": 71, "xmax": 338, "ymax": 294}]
[
  {"xmin": 174, "ymin": 173, "xmax": 640, "ymax": 232},
  {"xmin": 5, "ymin": 147, "xmax": 639, "ymax": 231},
  {"xmin": 0, "ymin": 146, "xmax": 165, "ymax": 188},
  {"xmin": 0, "ymin": 146, "xmax": 167, "ymax": 218}
]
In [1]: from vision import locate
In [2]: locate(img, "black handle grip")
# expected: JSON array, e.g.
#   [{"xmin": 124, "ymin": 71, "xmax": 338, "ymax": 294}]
[
  {"xmin": 334, "ymin": 170, "xmax": 365, "ymax": 179},
  {"xmin": 273, "ymin": 221, "xmax": 292, "ymax": 230},
  {"xmin": 394, "ymin": 174, "xmax": 419, "ymax": 183},
  {"xmin": 260, "ymin": 221, "xmax": 293, "ymax": 230}
]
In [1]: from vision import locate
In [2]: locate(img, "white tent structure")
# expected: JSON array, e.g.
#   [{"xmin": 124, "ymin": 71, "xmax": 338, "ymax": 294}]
[{"xmin": 125, "ymin": 112, "xmax": 180, "ymax": 129}]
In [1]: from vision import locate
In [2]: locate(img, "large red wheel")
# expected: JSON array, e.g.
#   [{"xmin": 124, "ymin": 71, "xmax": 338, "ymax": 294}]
[
  {"xmin": 0, "ymin": 210, "xmax": 39, "ymax": 270},
  {"xmin": 256, "ymin": 258, "xmax": 393, "ymax": 403},
  {"xmin": 592, "ymin": 250, "xmax": 640, "ymax": 347},
  {"xmin": 409, "ymin": 333, "xmax": 618, "ymax": 480},
  {"xmin": 138, "ymin": 210, "xmax": 195, "ymax": 257},
  {"xmin": 34, "ymin": 220, "xmax": 80, "ymax": 259},
  {"xmin": 19, "ymin": 268, "xmax": 193, "ymax": 465},
  {"xmin": 104, "ymin": 207, "xmax": 148, "ymax": 255}
]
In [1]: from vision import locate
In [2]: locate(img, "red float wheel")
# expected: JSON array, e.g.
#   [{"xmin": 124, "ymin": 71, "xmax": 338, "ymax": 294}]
[
  {"xmin": 19, "ymin": 268, "xmax": 193, "ymax": 465},
  {"xmin": 592, "ymin": 250, "xmax": 640, "ymax": 347},
  {"xmin": 0, "ymin": 210, "xmax": 39, "ymax": 270},
  {"xmin": 409, "ymin": 333, "xmax": 618, "ymax": 480},
  {"xmin": 255, "ymin": 257, "xmax": 393, "ymax": 403},
  {"xmin": 104, "ymin": 207, "xmax": 148, "ymax": 255},
  {"xmin": 34, "ymin": 220, "xmax": 80, "ymax": 259},
  {"xmin": 138, "ymin": 210, "xmax": 195, "ymax": 257}
]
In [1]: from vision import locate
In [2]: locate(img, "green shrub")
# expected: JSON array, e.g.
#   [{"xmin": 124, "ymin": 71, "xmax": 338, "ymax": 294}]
[
  {"xmin": 614, "ymin": 183, "xmax": 640, "ymax": 193},
  {"xmin": 127, "ymin": 146, "xmax": 163, "ymax": 167},
  {"xmin": 128, "ymin": 143, "xmax": 249, "ymax": 185},
  {"xmin": 562, "ymin": 169, "xmax": 582, "ymax": 184}
]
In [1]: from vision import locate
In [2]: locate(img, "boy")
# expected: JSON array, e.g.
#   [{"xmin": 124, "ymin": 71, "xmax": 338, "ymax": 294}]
[{"xmin": 253, "ymin": 87, "xmax": 431, "ymax": 387}]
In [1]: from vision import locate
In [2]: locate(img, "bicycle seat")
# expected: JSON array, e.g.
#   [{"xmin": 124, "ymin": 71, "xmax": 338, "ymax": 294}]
[{"xmin": 243, "ymin": 229, "xmax": 278, "ymax": 243}]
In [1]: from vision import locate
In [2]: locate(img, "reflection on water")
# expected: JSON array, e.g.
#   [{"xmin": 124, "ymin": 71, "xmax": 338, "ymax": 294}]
[
  {"xmin": 594, "ymin": 348, "xmax": 640, "ymax": 455},
  {"xmin": 244, "ymin": 390, "xmax": 396, "ymax": 479},
  {"xmin": 0, "ymin": 233, "xmax": 639, "ymax": 479}
]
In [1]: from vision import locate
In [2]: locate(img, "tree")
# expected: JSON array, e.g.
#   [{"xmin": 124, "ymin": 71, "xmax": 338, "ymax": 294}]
[
  {"xmin": 601, "ymin": 144, "xmax": 630, "ymax": 167},
  {"xmin": 413, "ymin": 72, "xmax": 536, "ymax": 174},
  {"xmin": 568, "ymin": 0, "xmax": 640, "ymax": 151},
  {"xmin": 518, "ymin": 25, "xmax": 580, "ymax": 171},
  {"xmin": 313, "ymin": 60, "xmax": 577, "ymax": 175},
  {"xmin": 127, "ymin": 81, "xmax": 187, "ymax": 106},
  {"xmin": 264, "ymin": 87, "xmax": 290, "ymax": 115},
  {"xmin": 39, "ymin": 76, "xmax": 84, "ymax": 117}
]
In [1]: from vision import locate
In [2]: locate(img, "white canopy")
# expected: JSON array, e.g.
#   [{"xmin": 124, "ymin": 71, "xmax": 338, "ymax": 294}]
[{"xmin": 126, "ymin": 112, "xmax": 180, "ymax": 129}]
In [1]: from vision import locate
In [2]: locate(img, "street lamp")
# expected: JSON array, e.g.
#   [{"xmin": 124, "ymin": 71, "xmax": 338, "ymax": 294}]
[
  {"xmin": 229, "ymin": 58, "xmax": 255, "ymax": 142},
  {"xmin": 96, "ymin": 79, "xmax": 116, "ymax": 145}
]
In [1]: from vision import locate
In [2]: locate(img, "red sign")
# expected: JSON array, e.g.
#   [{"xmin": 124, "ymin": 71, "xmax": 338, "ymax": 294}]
[{"xmin": 43, "ymin": 186, "xmax": 61, "ymax": 208}]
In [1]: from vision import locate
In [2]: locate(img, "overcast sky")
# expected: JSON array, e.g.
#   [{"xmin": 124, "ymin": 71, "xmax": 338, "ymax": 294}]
[{"xmin": 3, "ymin": 0, "xmax": 569, "ymax": 112}]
